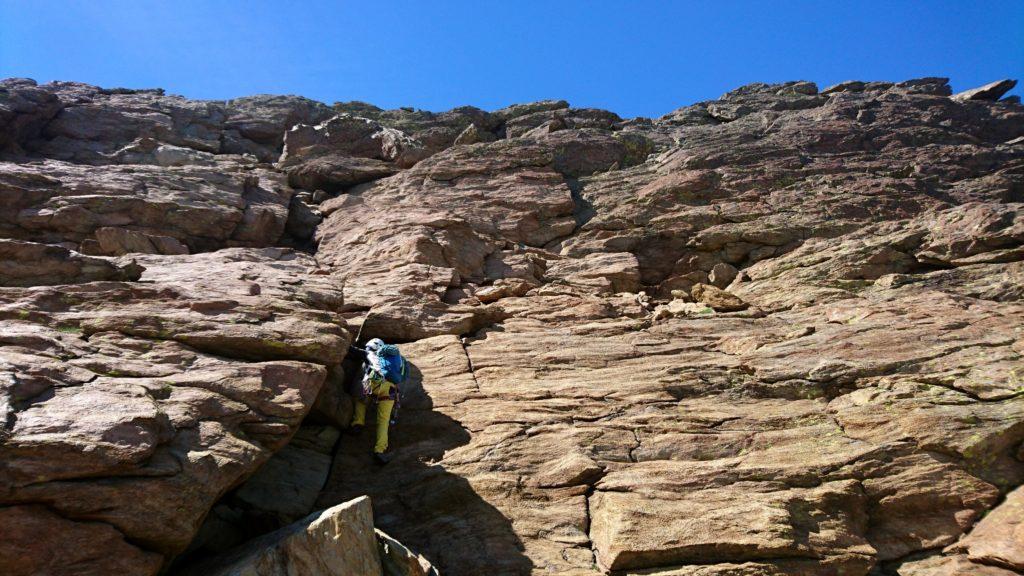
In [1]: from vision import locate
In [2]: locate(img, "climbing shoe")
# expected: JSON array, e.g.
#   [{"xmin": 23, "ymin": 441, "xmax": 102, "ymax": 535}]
[
  {"xmin": 373, "ymin": 452, "xmax": 392, "ymax": 465},
  {"xmin": 347, "ymin": 424, "xmax": 365, "ymax": 435}
]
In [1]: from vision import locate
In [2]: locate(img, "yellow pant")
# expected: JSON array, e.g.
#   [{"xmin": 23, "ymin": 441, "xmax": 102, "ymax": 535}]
[{"xmin": 352, "ymin": 378, "xmax": 395, "ymax": 454}]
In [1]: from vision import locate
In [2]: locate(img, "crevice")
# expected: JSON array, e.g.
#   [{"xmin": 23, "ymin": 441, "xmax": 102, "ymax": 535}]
[
  {"xmin": 610, "ymin": 553, "xmax": 874, "ymax": 575},
  {"xmin": 566, "ymin": 177, "xmax": 596, "ymax": 229},
  {"xmin": 628, "ymin": 428, "xmax": 641, "ymax": 463},
  {"xmin": 458, "ymin": 336, "xmax": 483, "ymax": 394},
  {"xmin": 583, "ymin": 484, "xmax": 600, "ymax": 571}
]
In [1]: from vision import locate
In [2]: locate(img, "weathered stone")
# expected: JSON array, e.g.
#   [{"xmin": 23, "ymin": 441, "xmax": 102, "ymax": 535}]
[
  {"xmin": 95, "ymin": 226, "xmax": 189, "ymax": 255},
  {"xmin": 896, "ymin": 554, "xmax": 1021, "ymax": 576},
  {"xmin": 377, "ymin": 529, "xmax": 440, "ymax": 576},
  {"xmin": 282, "ymin": 153, "xmax": 398, "ymax": 192},
  {"xmin": 708, "ymin": 262, "xmax": 739, "ymax": 288},
  {"xmin": 953, "ymin": 79, "xmax": 1018, "ymax": 102},
  {"xmin": 545, "ymin": 252, "xmax": 641, "ymax": 294},
  {"xmin": 691, "ymin": 282, "xmax": 748, "ymax": 311},
  {"xmin": 949, "ymin": 485, "xmax": 1024, "ymax": 571},
  {"xmin": 178, "ymin": 497, "xmax": 382, "ymax": 576},
  {"xmin": 0, "ymin": 238, "xmax": 143, "ymax": 286},
  {"xmin": 3, "ymin": 76, "xmax": 1024, "ymax": 576},
  {"xmin": 453, "ymin": 122, "xmax": 497, "ymax": 146},
  {"xmin": 232, "ymin": 425, "xmax": 341, "ymax": 524}
]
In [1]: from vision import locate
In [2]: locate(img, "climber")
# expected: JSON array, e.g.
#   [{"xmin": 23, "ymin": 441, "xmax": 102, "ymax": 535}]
[{"xmin": 349, "ymin": 338, "xmax": 408, "ymax": 465}]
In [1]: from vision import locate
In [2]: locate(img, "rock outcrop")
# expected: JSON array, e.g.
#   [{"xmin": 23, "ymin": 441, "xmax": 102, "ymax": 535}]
[{"xmin": 1, "ymin": 76, "xmax": 1023, "ymax": 576}]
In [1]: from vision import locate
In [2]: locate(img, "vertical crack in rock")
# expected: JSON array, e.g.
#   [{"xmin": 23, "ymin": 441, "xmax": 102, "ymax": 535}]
[
  {"xmin": 582, "ymin": 483, "xmax": 599, "ymax": 571},
  {"xmin": 458, "ymin": 336, "xmax": 483, "ymax": 393},
  {"xmin": 628, "ymin": 428, "xmax": 641, "ymax": 463}
]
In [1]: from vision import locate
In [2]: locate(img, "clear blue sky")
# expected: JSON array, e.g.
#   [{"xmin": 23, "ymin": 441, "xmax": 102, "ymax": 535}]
[{"xmin": 1, "ymin": 1, "xmax": 1021, "ymax": 118}]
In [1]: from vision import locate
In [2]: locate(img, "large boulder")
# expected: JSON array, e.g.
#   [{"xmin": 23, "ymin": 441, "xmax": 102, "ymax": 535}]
[{"xmin": 178, "ymin": 497, "xmax": 382, "ymax": 576}]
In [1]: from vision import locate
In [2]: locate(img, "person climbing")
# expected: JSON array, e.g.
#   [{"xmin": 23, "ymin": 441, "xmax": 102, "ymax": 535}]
[{"xmin": 349, "ymin": 338, "xmax": 408, "ymax": 465}]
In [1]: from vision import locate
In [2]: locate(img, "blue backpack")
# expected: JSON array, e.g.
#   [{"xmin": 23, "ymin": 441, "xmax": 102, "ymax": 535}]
[{"xmin": 377, "ymin": 344, "xmax": 408, "ymax": 384}]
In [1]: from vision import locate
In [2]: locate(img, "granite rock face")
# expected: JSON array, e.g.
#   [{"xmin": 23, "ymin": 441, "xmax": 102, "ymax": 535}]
[{"xmin": 1, "ymin": 76, "xmax": 1023, "ymax": 576}]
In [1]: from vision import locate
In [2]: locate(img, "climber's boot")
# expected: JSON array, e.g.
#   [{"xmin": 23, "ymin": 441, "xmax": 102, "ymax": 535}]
[{"xmin": 373, "ymin": 451, "xmax": 392, "ymax": 465}]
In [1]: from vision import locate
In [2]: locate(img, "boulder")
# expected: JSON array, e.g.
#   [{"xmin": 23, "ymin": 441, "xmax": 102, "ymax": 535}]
[
  {"xmin": 897, "ymin": 554, "xmax": 1021, "ymax": 576},
  {"xmin": 377, "ymin": 529, "xmax": 440, "ymax": 576},
  {"xmin": 284, "ymin": 195, "xmax": 322, "ymax": 241},
  {"xmin": 475, "ymin": 278, "xmax": 536, "ymax": 303},
  {"xmin": 0, "ymin": 160, "xmax": 292, "ymax": 253},
  {"xmin": 492, "ymin": 99, "xmax": 570, "ymax": 122},
  {"xmin": 453, "ymin": 123, "xmax": 497, "ymax": 146},
  {"xmin": 0, "ymin": 505, "xmax": 163, "ymax": 576},
  {"xmin": 178, "ymin": 497, "xmax": 382, "ymax": 576},
  {"xmin": 222, "ymin": 94, "xmax": 334, "ymax": 160},
  {"xmin": 691, "ymin": 282, "xmax": 749, "ymax": 311},
  {"xmin": 708, "ymin": 262, "xmax": 739, "ymax": 288},
  {"xmin": 233, "ymin": 426, "xmax": 341, "ymax": 524},
  {"xmin": 281, "ymin": 114, "xmax": 428, "ymax": 168}
]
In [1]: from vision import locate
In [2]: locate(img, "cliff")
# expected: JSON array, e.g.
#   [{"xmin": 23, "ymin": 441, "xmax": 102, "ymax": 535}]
[{"xmin": 0, "ymin": 76, "xmax": 1022, "ymax": 576}]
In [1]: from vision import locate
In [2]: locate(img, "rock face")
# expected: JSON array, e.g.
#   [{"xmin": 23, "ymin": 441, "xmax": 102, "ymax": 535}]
[
  {"xmin": 2, "ymin": 76, "xmax": 1023, "ymax": 576},
  {"xmin": 0, "ymin": 248, "xmax": 348, "ymax": 574}
]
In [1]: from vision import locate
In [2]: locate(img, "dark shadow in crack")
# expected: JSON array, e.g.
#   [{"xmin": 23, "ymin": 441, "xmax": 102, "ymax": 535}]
[{"xmin": 315, "ymin": 360, "xmax": 533, "ymax": 576}]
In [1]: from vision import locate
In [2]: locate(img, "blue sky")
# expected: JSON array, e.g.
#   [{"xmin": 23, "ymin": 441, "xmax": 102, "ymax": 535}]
[{"xmin": 1, "ymin": 1, "xmax": 1021, "ymax": 118}]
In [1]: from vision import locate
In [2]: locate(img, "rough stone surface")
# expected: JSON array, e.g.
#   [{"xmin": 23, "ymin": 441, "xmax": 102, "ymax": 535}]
[
  {"xmin": 691, "ymin": 282, "xmax": 749, "ymax": 311},
  {"xmin": 948, "ymin": 485, "xmax": 1024, "ymax": 571},
  {"xmin": 953, "ymin": 79, "xmax": 1018, "ymax": 102},
  {"xmin": 0, "ymin": 160, "xmax": 293, "ymax": 253},
  {"xmin": 1, "ymin": 77, "xmax": 1023, "ymax": 576},
  {"xmin": 0, "ymin": 238, "xmax": 143, "ymax": 286},
  {"xmin": 708, "ymin": 261, "xmax": 739, "ymax": 288},
  {"xmin": 178, "ymin": 496, "xmax": 382, "ymax": 576},
  {"xmin": 0, "ymin": 248, "xmax": 348, "ymax": 574},
  {"xmin": 377, "ymin": 529, "xmax": 440, "ymax": 576}
]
